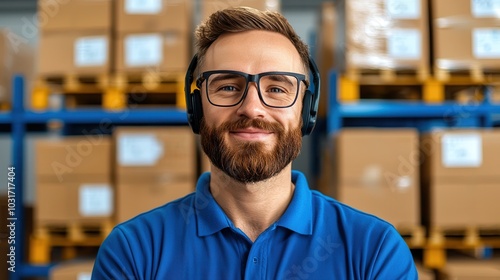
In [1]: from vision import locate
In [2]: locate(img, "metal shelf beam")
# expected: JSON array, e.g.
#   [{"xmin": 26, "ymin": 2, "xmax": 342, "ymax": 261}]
[{"xmin": 23, "ymin": 109, "xmax": 188, "ymax": 124}]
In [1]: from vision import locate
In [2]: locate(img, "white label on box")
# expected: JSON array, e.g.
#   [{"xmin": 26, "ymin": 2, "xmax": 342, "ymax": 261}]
[
  {"xmin": 386, "ymin": 0, "xmax": 420, "ymax": 19},
  {"xmin": 125, "ymin": 34, "xmax": 163, "ymax": 67},
  {"xmin": 77, "ymin": 273, "xmax": 92, "ymax": 280},
  {"xmin": 125, "ymin": 0, "xmax": 162, "ymax": 14},
  {"xmin": 473, "ymin": 28, "xmax": 500, "ymax": 58},
  {"xmin": 79, "ymin": 184, "xmax": 113, "ymax": 217},
  {"xmin": 442, "ymin": 134, "xmax": 482, "ymax": 167},
  {"xmin": 74, "ymin": 36, "xmax": 108, "ymax": 67},
  {"xmin": 118, "ymin": 133, "xmax": 164, "ymax": 166},
  {"xmin": 472, "ymin": 0, "xmax": 500, "ymax": 17},
  {"xmin": 387, "ymin": 29, "xmax": 421, "ymax": 59}
]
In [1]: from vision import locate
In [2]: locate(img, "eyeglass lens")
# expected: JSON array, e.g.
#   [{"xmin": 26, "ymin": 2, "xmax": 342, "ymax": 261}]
[{"xmin": 206, "ymin": 73, "xmax": 299, "ymax": 107}]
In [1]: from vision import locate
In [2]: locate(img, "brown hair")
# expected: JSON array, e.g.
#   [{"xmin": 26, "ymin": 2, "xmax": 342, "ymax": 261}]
[{"xmin": 194, "ymin": 7, "xmax": 310, "ymax": 73}]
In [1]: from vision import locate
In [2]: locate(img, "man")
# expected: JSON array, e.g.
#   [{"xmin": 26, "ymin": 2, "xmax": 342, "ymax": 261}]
[{"xmin": 92, "ymin": 7, "xmax": 418, "ymax": 279}]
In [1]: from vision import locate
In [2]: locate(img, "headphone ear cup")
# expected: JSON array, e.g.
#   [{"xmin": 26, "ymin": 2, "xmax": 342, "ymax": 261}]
[
  {"xmin": 301, "ymin": 90, "xmax": 314, "ymax": 136},
  {"xmin": 189, "ymin": 89, "xmax": 203, "ymax": 134}
]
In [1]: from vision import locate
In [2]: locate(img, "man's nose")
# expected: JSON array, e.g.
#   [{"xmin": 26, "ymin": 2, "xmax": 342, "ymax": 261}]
[{"xmin": 236, "ymin": 83, "xmax": 266, "ymax": 119}]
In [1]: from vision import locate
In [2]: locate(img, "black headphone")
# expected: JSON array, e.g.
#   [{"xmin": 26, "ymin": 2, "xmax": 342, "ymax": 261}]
[{"xmin": 184, "ymin": 54, "xmax": 320, "ymax": 136}]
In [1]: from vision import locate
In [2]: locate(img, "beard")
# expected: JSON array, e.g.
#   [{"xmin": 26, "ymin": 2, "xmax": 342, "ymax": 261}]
[{"xmin": 200, "ymin": 117, "xmax": 302, "ymax": 183}]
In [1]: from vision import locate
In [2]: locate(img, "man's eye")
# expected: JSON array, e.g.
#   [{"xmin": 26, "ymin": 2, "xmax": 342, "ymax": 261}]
[
  {"xmin": 268, "ymin": 87, "xmax": 286, "ymax": 93},
  {"xmin": 220, "ymin": 85, "xmax": 239, "ymax": 92}
]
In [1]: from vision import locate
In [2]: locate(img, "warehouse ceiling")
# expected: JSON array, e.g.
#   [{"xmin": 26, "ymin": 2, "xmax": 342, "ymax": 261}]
[{"xmin": 0, "ymin": 0, "xmax": 328, "ymax": 12}]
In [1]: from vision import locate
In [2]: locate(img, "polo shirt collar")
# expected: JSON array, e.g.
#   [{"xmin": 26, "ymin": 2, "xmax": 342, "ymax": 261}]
[
  {"xmin": 195, "ymin": 173, "xmax": 232, "ymax": 237},
  {"xmin": 195, "ymin": 171, "xmax": 313, "ymax": 237},
  {"xmin": 275, "ymin": 171, "xmax": 313, "ymax": 235}
]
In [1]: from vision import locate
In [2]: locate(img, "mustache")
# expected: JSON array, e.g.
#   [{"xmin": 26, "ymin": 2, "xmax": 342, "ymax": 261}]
[{"xmin": 219, "ymin": 118, "xmax": 285, "ymax": 134}]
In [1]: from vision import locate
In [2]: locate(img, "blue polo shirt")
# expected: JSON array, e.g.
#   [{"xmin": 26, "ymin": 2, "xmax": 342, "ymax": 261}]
[{"xmin": 92, "ymin": 171, "xmax": 417, "ymax": 279}]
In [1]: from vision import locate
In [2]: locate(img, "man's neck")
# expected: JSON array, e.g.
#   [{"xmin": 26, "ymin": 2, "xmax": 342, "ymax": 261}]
[{"xmin": 209, "ymin": 166, "xmax": 295, "ymax": 242}]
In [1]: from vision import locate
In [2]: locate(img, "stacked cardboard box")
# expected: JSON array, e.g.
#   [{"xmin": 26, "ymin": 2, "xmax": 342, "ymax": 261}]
[
  {"xmin": 35, "ymin": 136, "xmax": 113, "ymax": 226},
  {"xmin": 37, "ymin": 0, "xmax": 112, "ymax": 76},
  {"xmin": 422, "ymin": 129, "xmax": 500, "ymax": 229},
  {"xmin": 416, "ymin": 263, "xmax": 435, "ymax": 280},
  {"xmin": 438, "ymin": 259, "xmax": 500, "ymax": 279},
  {"xmin": 114, "ymin": 127, "xmax": 196, "ymax": 223},
  {"xmin": 49, "ymin": 259, "xmax": 94, "ymax": 280},
  {"xmin": 432, "ymin": 0, "xmax": 500, "ymax": 73},
  {"xmin": 0, "ymin": 29, "xmax": 35, "ymax": 106},
  {"xmin": 115, "ymin": 0, "xmax": 191, "ymax": 74},
  {"xmin": 336, "ymin": 128, "xmax": 420, "ymax": 228},
  {"xmin": 0, "ymin": 29, "xmax": 13, "ymax": 105},
  {"xmin": 201, "ymin": 0, "xmax": 280, "ymax": 22},
  {"xmin": 316, "ymin": 2, "xmax": 336, "ymax": 117},
  {"xmin": 341, "ymin": 0, "xmax": 429, "ymax": 72},
  {"xmin": 493, "ymin": 86, "xmax": 500, "ymax": 103}
]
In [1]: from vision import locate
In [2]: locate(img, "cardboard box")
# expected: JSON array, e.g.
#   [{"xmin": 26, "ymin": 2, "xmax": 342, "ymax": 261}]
[
  {"xmin": 428, "ymin": 182, "xmax": 500, "ymax": 228},
  {"xmin": 116, "ymin": 0, "xmax": 191, "ymax": 33},
  {"xmin": 114, "ymin": 126, "xmax": 196, "ymax": 222},
  {"xmin": 439, "ymin": 259, "xmax": 500, "ymax": 280},
  {"xmin": 115, "ymin": 31, "xmax": 188, "ymax": 73},
  {"xmin": 0, "ymin": 28, "xmax": 35, "ymax": 106},
  {"xmin": 0, "ymin": 29, "xmax": 13, "ymax": 104},
  {"xmin": 492, "ymin": 86, "xmax": 500, "ymax": 103},
  {"xmin": 38, "ymin": 31, "xmax": 111, "ymax": 76},
  {"xmin": 416, "ymin": 263, "xmax": 435, "ymax": 280},
  {"xmin": 35, "ymin": 136, "xmax": 112, "ymax": 182},
  {"xmin": 50, "ymin": 259, "xmax": 95, "ymax": 280},
  {"xmin": 35, "ymin": 136, "xmax": 113, "ymax": 226},
  {"xmin": 317, "ymin": 2, "xmax": 336, "ymax": 117},
  {"xmin": 423, "ymin": 130, "xmax": 500, "ymax": 180},
  {"xmin": 344, "ymin": 0, "xmax": 429, "ymax": 71},
  {"xmin": 201, "ymin": 0, "xmax": 280, "ymax": 21},
  {"xmin": 433, "ymin": 28, "xmax": 500, "ymax": 71},
  {"xmin": 422, "ymin": 129, "xmax": 500, "ymax": 228},
  {"xmin": 337, "ymin": 128, "xmax": 420, "ymax": 227},
  {"xmin": 432, "ymin": 0, "xmax": 500, "ymax": 23},
  {"xmin": 431, "ymin": 0, "xmax": 500, "ymax": 72},
  {"xmin": 114, "ymin": 127, "xmax": 196, "ymax": 178},
  {"xmin": 36, "ymin": 179, "xmax": 114, "ymax": 226},
  {"xmin": 116, "ymin": 180, "xmax": 193, "ymax": 223},
  {"xmin": 38, "ymin": 0, "xmax": 112, "ymax": 32}
]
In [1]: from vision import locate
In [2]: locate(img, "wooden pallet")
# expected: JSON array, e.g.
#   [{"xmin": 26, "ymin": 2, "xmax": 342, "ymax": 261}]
[
  {"xmin": 339, "ymin": 67, "xmax": 437, "ymax": 102},
  {"xmin": 338, "ymin": 66, "xmax": 500, "ymax": 103},
  {"xmin": 432, "ymin": 68, "xmax": 500, "ymax": 103},
  {"xmin": 434, "ymin": 67, "xmax": 500, "ymax": 84},
  {"xmin": 110, "ymin": 72, "xmax": 186, "ymax": 109},
  {"xmin": 423, "ymin": 226, "xmax": 500, "ymax": 269},
  {"xmin": 398, "ymin": 225, "xmax": 426, "ymax": 248},
  {"xmin": 0, "ymin": 101, "xmax": 11, "ymax": 111},
  {"xmin": 31, "ymin": 72, "xmax": 186, "ymax": 110},
  {"xmin": 29, "ymin": 220, "xmax": 114, "ymax": 264}
]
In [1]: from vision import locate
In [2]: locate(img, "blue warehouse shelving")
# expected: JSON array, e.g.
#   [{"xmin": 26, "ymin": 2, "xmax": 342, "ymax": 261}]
[
  {"xmin": 9, "ymin": 69, "xmax": 500, "ymax": 278},
  {"xmin": 323, "ymin": 70, "xmax": 500, "ymax": 271},
  {"xmin": 326, "ymin": 70, "xmax": 500, "ymax": 135},
  {"xmin": 8, "ymin": 75, "xmax": 190, "ymax": 280}
]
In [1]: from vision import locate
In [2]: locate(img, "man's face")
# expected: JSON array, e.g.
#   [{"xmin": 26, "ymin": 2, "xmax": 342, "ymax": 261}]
[{"xmin": 199, "ymin": 30, "xmax": 305, "ymax": 183}]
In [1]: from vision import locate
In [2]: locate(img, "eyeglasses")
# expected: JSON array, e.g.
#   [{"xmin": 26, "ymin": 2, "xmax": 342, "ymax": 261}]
[{"xmin": 196, "ymin": 70, "xmax": 309, "ymax": 108}]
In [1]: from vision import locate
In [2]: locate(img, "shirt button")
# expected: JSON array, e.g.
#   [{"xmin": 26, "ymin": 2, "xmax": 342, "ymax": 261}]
[{"xmin": 253, "ymin": 257, "xmax": 258, "ymax": 264}]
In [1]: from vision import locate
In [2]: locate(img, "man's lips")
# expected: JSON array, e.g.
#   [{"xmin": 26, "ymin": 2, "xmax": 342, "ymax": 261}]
[{"xmin": 229, "ymin": 127, "xmax": 273, "ymax": 140}]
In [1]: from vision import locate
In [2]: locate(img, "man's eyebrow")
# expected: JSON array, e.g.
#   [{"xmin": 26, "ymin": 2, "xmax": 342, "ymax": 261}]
[
  {"xmin": 265, "ymin": 74, "xmax": 295, "ymax": 86},
  {"xmin": 209, "ymin": 73, "xmax": 244, "ymax": 84}
]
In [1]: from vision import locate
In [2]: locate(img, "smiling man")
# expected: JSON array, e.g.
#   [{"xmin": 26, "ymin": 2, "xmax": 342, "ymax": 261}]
[{"xmin": 92, "ymin": 7, "xmax": 418, "ymax": 279}]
